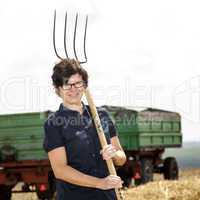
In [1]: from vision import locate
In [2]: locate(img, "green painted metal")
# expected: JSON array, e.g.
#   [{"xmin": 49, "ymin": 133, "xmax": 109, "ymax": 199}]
[
  {"xmin": 0, "ymin": 106, "xmax": 182, "ymax": 162},
  {"xmin": 0, "ymin": 112, "xmax": 49, "ymax": 161},
  {"xmin": 103, "ymin": 106, "xmax": 182, "ymax": 150}
]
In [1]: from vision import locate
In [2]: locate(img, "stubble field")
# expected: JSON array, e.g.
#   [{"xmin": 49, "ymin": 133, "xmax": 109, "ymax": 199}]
[{"xmin": 12, "ymin": 168, "xmax": 200, "ymax": 200}]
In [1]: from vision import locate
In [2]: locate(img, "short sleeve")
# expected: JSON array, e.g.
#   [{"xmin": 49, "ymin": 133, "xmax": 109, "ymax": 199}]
[
  {"xmin": 43, "ymin": 115, "xmax": 64, "ymax": 153},
  {"xmin": 106, "ymin": 111, "xmax": 117, "ymax": 138},
  {"xmin": 99, "ymin": 108, "xmax": 118, "ymax": 138}
]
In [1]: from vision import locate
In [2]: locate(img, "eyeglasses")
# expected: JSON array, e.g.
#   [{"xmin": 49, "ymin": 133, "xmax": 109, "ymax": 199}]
[{"xmin": 62, "ymin": 81, "xmax": 86, "ymax": 90}]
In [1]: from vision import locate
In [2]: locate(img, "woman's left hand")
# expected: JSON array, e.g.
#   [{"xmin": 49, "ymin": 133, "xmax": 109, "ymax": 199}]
[{"xmin": 100, "ymin": 144, "xmax": 117, "ymax": 160}]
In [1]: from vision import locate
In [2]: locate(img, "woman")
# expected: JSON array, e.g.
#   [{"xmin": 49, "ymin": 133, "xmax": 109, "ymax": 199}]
[{"xmin": 43, "ymin": 59, "xmax": 126, "ymax": 200}]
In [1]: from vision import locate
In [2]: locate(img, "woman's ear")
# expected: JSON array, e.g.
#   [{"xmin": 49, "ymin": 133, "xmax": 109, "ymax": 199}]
[
  {"xmin": 84, "ymin": 82, "xmax": 88, "ymax": 89},
  {"xmin": 54, "ymin": 87, "xmax": 61, "ymax": 97}
]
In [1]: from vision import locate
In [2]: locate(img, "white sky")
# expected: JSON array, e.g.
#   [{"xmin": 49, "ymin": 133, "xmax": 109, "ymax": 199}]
[{"xmin": 0, "ymin": 0, "xmax": 200, "ymax": 142}]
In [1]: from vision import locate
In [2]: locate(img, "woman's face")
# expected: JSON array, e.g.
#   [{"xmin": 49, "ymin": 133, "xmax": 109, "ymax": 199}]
[{"xmin": 58, "ymin": 73, "xmax": 86, "ymax": 105}]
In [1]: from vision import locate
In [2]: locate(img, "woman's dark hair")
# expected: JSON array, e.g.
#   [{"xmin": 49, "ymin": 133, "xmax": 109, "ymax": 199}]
[{"xmin": 52, "ymin": 59, "xmax": 88, "ymax": 88}]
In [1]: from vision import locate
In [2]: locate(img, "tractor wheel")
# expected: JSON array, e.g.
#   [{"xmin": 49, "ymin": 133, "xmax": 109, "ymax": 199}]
[
  {"xmin": 117, "ymin": 166, "xmax": 133, "ymax": 188},
  {"xmin": 135, "ymin": 158, "xmax": 153, "ymax": 185},
  {"xmin": 0, "ymin": 185, "xmax": 12, "ymax": 200},
  {"xmin": 163, "ymin": 157, "xmax": 178, "ymax": 180},
  {"xmin": 36, "ymin": 171, "xmax": 56, "ymax": 200}
]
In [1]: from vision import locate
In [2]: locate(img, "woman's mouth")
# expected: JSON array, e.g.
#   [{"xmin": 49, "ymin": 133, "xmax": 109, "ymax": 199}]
[{"xmin": 68, "ymin": 93, "xmax": 79, "ymax": 97}]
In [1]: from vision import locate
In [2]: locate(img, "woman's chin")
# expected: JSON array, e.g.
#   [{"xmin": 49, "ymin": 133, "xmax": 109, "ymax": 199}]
[{"xmin": 68, "ymin": 98, "xmax": 81, "ymax": 104}]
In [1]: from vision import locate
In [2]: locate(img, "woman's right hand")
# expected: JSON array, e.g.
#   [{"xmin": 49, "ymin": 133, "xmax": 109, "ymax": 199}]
[{"xmin": 97, "ymin": 175, "xmax": 123, "ymax": 190}]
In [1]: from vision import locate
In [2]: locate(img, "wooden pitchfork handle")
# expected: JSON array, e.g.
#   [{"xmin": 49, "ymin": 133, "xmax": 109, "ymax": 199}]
[{"xmin": 84, "ymin": 87, "xmax": 124, "ymax": 200}]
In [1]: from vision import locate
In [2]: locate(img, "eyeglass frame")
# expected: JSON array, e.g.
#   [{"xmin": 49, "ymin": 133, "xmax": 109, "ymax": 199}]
[{"xmin": 62, "ymin": 80, "xmax": 86, "ymax": 90}]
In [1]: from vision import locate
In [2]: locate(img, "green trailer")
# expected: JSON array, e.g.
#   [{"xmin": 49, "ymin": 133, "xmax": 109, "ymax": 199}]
[
  {"xmin": 0, "ymin": 111, "xmax": 54, "ymax": 200},
  {"xmin": 0, "ymin": 106, "xmax": 182, "ymax": 199},
  {"xmin": 103, "ymin": 105, "xmax": 182, "ymax": 186},
  {"xmin": 0, "ymin": 112, "xmax": 48, "ymax": 161},
  {"xmin": 103, "ymin": 106, "xmax": 182, "ymax": 149}
]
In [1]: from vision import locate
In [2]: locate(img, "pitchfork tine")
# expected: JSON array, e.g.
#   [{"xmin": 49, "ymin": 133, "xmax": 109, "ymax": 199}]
[
  {"xmin": 73, "ymin": 13, "xmax": 79, "ymax": 61},
  {"xmin": 64, "ymin": 11, "xmax": 69, "ymax": 59},
  {"xmin": 80, "ymin": 15, "xmax": 88, "ymax": 64},
  {"xmin": 53, "ymin": 10, "xmax": 63, "ymax": 60},
  {"xmin": 53, "ymin": 11, "xmax": 88, "ymax": 63},
  {"xmin": 73, "ymin": 13, "xmax": 88, "ymax": 64}
]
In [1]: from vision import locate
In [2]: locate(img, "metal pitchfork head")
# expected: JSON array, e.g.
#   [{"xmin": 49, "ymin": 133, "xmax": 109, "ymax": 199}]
[{"xmin": 53, "ymin": 10, "xmax": 88, "ymax": 64}]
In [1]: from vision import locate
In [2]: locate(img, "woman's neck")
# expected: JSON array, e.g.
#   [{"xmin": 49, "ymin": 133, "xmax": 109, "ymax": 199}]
[{"xmin": 63, "ymin": 102, "xmax": 83, "ymax": 114}]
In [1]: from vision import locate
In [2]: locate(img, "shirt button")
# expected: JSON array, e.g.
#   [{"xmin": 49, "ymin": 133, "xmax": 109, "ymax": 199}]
[{"xmin": 92, "ymin": 153, "xmax": 96, "ymax": 158}]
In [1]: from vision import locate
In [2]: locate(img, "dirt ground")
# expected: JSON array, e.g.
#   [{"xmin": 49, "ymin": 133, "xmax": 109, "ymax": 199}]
[{"xmin": 12, "ymin": 168, "xmax": 200, "ymax": 200}]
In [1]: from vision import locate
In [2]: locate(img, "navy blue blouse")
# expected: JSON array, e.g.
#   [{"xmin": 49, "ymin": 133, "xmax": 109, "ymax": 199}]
[{"xmin": 43, "ymin": 103, "xmax": 117, "ymax": 200}]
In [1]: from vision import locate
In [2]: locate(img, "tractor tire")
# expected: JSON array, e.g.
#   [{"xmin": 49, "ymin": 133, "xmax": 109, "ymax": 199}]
[
  {"xmin": 117, "ymin": 166, "xmax": 133, "ymax": 188},
  {"xmin": 36, "ymin": 171, "xmax": 56, "ymax": 200},
  {"xmin": 0, "ymin": 185, "xmax": 12, "ymax": 200},
  {"xmin": 163, "ymin": 157, "xmax": 178, "ymax": 180},
  {"xmin": 135, "ymin": 158, "xmax": 153, "ymax": 185}
]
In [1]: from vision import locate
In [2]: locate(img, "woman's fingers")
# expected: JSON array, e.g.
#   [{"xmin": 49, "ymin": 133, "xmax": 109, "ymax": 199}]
[
  {"xmin": 107, "ymin": 175, "xmax": 122, "ymax": 185},
  {"xmin": 98, "ymin": 175, "xmax": 123, "ymax": 190},
  {"xmin": 100, "ymin": 144, "xmax": 117, "ymax": 160}
]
